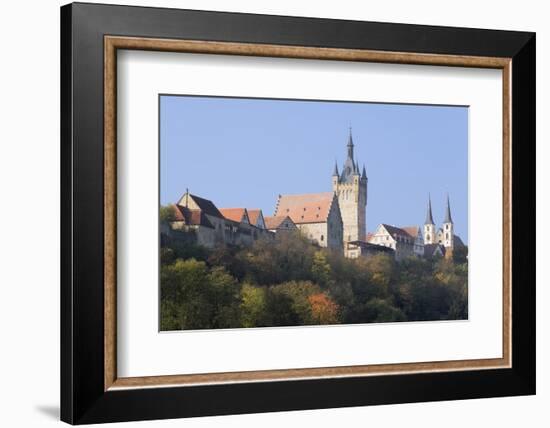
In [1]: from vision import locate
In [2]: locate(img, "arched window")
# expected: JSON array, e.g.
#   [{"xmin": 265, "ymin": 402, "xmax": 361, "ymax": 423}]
[
  {"xmin": 446, "ymin": 233, "xmax": 449, "ymax": 239},
  {"xmin": 320, "ymin": 235, "xmax": 324, "ymax": 242}
]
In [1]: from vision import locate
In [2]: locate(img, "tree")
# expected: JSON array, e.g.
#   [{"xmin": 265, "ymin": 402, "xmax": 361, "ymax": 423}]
[
  {"xmin": 361, "ymin": 298, "xmax": 406, "ymax": 323},
  {"xmin": 308, "ymin": 293, "xmax": 340, "ymax": 324},
  {"xmin": 160, "ymin": 259, "xmax": 241, "ymax": 330},
  {"xmin": 452, "ymin": 245, "xmax": 468, "ymax": 264},
  {"xmin": 160, "ymin": 258, "xmax": 211, "ymax": 330},
  {"xmin": 264, "ymin": 290, "xmax": 301, "ymax": 326},
  {"xmin": 160, "ymin": 204, "xmax": 177, "ymax": 223},
  {"xmin": 271, "ymin": 281, "xmax": 321, "ymax": 325},
  {"xmin": 311, "ymin": 251, "xmax": 331, "ymax": 287},
  {"xmin": 160, "ymin": 247, "xmax": 175, "ymax": 265},
  {"xmin": 240, "ymin": 284, "xmax": 267, "ymax": 328},
  {"xmin": 237, "ymin": 232, "xmax": 316, "ymax": 285},
  {"xmin": 207, "ymin": 266, "xmax": 241, "ymax": 328},
  {"xmin": 362, "ymin": 254, "xmax": 394, "ymax": 296},
  {"xmin": 159, "ymin": 219, "xmax": 469, "ymax": 330},
  {"xmin": 208, "ymin": 246, "xmax": 247, "ymax": 280}
]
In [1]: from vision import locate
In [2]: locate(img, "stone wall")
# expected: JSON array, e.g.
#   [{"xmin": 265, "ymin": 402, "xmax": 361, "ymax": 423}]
[
  {"xmin": 333, "ymin": 177, "xmax": 367, "ymax": 245},
  {"xmin": 297, "ymin": 222, "xmax": 328, "ymax": 248}
]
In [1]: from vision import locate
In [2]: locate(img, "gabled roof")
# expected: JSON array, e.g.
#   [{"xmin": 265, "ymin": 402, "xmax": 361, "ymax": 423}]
[
  {"xmin": 264, "ymin": 215, "xmax": 296, "ymax": 230},
  {"xmin": 274, "ymin": 192, "xmax": 338, "ymax": 224},
  {"xmin": 401, "ymin": 226, "xmax": 421, "ymax": 238},
  {"xmin": 177, "ymin": 192, "xmax": 224, "ymax": 218},
  {"xmin": 219, "ymin": 208, "xmax": 249, "ymax": 224},
  {"xmin": 247, "ymin": 209, "xmax": 264, "ymax": 228},
  {"xmin": 424, "ymin": 243, "xmax": 445, "ymax": 257},
  {"xmin": 381, "ymin": 224, "xmax": 413, "ymax": 241},
  {"xmin": 173, "ymin": 205, "xmax": 214, "ymax": 228}
]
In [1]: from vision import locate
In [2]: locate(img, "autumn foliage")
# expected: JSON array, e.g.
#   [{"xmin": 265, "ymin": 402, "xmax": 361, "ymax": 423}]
[
  {"xmin": 308, "ymin": 293, "xmax": 339, "ymax": 324},
  {"xmin": 160, "ymin": 229, "xmax": 468, "ymax": 331}
]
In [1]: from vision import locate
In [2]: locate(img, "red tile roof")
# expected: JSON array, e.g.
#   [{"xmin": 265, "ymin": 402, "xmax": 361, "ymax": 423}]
[
  {"xmin": 401, "ymin": 226, "xmax": 421, "ymax": 238},
  {"xmin": 247, "ymin": 209, "xmax": 262, "ymax": 226},
  {"xmin": 381, "ymin": 224, "xmax": 413, "ymax": 239},
  {"xmin": 173, "ymin": 205, "xmax": 214, "ymax": 228},
  {"xmin": 274, "ymin": 192, "xmax": 336, "ymax": 224},
  {"xmin": 219, "ymin": 208, "xmax": 249, "ymax": 223},
  {"xmin": 264, "ymin": 215, "xmax": 295, "ymax": 230},
  {"xmin": 178, "ymin": 193, "xmax": 224, "ymax": 218}
]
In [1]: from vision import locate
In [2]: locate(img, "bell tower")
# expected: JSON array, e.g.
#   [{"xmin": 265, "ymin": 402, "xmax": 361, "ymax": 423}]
[
  {"xmin": 332, "ymin": 128, "xmax": 367, "ymax": 249},
  {"xmin": 442, "ymin": 194, "xmax": 454, "ymax": 249},
  {"xmin": 423, "ymin": 194, "xmax": 435, "ymax": 244}
]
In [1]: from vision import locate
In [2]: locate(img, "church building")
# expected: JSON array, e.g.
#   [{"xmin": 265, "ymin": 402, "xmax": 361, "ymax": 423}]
[
  {"xmin": 423, "ymin": 194, "xmax": 464, "ymax": 258},
  {"xmin": 274, "ymin": 192, "xmax": 343, "ymax": 251}
]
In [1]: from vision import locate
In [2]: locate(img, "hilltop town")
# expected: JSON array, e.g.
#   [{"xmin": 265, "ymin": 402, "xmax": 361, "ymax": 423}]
[{"xmin": 163, "ymin": 130, "xmax": 466, "ymax": 261}]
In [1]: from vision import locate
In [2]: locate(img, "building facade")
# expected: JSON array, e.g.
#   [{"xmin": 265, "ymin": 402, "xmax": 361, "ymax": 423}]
[
  {"xmin": 368, "ymin": 224, "xmax": 416, "ymax": 261},
  {"xmin": 274, "ymin": 192, "xmax": 343, "ymax": 251},
  {"xmin": 167, "ymin": 130, "xmax": 466, "ymax": 262},
  {"xmin": 169, "ymin": 192, "xmax": 273, "ymax": 248},
  {"xmin": 264, "ymin": 215, "xmax": 298, "ymax": 234}
]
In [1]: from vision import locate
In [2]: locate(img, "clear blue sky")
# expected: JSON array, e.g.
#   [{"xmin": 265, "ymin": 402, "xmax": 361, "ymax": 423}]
[{"xmin": 160, "ymin": 95, "xmax": 468, "ymax": 242}]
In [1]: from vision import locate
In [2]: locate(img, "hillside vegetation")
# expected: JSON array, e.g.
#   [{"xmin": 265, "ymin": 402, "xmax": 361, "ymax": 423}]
[{"xmin": 160, "ymin": 230, "xmax": 468, "ymax": 331}]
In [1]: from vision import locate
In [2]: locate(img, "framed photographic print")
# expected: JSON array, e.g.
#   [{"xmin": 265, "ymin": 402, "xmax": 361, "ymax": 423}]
[{"xmin": 60, "ymin": 2, "xmax": 535, "ymax": 424}]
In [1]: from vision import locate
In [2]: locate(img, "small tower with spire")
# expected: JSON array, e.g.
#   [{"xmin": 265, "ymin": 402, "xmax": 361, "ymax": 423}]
[
  {"xmin": 423, "ymin": 194, "xmax": 435, "ymax": 244},
  {"xmin": 332, "ymin": 160, "xmax": 339, "ymax": 189},
  {"xmin": 332, "ymin": 127, "xmax": 367, "ymax": 253},
  {"xmin": 442, "ymin": 194, "xmax": 454, "ymax": 249}
]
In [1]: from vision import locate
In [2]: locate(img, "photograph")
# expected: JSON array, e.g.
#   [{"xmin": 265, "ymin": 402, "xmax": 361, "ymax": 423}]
[
  {"xmin": 159, "ymin": 95, "xmax": 469, "ymax": 331},
  {"xmin": 55, "ymin": 3, "xmax": 536, "ymax": 424}
]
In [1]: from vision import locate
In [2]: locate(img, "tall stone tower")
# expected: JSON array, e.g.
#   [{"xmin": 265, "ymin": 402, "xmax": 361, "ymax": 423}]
[
  {"xmin": 332, "ymin": 129, "xmax": 367, "ymax": 249},
  {"xmin": 423, "ymin": 195, "xmax": 436, "ymax": 244},
  {"xmin": 442, "ymin": 194, "xmax": 454, "ymax": 249}
]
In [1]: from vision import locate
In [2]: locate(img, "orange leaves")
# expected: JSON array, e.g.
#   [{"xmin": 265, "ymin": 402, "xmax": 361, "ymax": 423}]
[{"xmin": 308, "ymin": 293, "xmax": 340, "ymax": 324}]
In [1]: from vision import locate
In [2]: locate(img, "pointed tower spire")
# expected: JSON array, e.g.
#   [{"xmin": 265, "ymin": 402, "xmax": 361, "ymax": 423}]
[
  {"xmin": 444, "ymin": 194, "xmax": 453, "ymax": 223},
  {"xmin": 362, "ymin": 164, "xmax": 367, "ymax": 179},
  {"xmin": 425, "ymin": 194, "xmax": 435, "ymax": 225},
  {"xmin": 347, "ymin": 127, "xmax": 354, "ymax": 160},
  {"xmin": 332, "ymin": 160, "xmax": 339, "ymax": 176}
]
